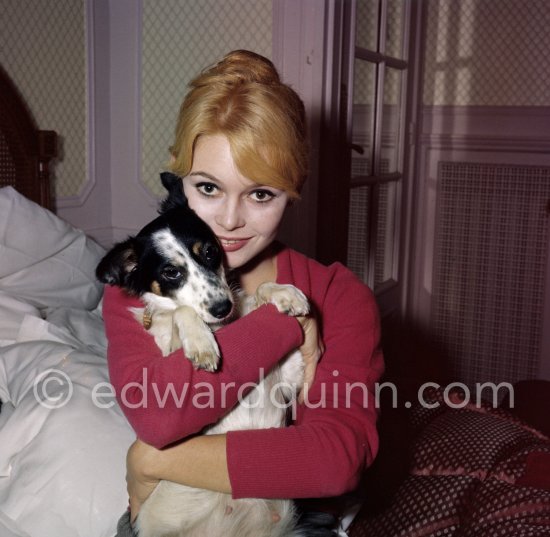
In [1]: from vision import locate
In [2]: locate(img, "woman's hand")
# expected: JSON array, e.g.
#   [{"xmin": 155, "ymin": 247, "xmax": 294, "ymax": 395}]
[
  {"xmin": 126, "ymin": 439, "xmax": 161, "ymax": 523},
  {"xmin": 295, "ymin": 314, "xmax": 324, "ymax": 404}
]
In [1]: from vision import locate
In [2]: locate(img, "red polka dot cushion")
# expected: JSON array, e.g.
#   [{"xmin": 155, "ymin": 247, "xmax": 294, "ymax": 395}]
[
  {"xmin": 410, "ymin": 404, "xmax": 549, "ymax": 483},
  {"xmin": 347, "ymin": 387, "xmax": 550, "ymax": 537},
  {"xmin": 350, "ymin": 475, "xmax": 478, "ymax": 536},
  {"xmin": 460, "ymin": 479, "xmax": 550, "ymax": 536}
]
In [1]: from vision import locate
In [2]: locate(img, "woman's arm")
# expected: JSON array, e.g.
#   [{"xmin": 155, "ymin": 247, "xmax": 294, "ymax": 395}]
[
  {"xmin": 127, "ymin": 435, "xmax": 230, "ymax": 521},
  {"xmin": 103, "ymin": 285, "xmax": 303, "ymax": 448}
]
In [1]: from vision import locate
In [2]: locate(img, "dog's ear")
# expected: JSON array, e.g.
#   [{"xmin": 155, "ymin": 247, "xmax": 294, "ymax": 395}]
[
  {"xmin": 159, "ymin": 172, "xmax": 188, "ymax": 213},
  {"xmin": 96, "ymin": 238, "xmax": 139, "ymax": 286}
]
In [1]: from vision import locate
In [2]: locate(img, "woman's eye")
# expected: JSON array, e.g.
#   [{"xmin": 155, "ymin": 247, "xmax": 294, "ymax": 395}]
[
  {"xmin": 250, "ymin": 189, "xmax": 276, "ymax": 203},
  {"xmin": 196, "ymin": 182, "xmax": 218, "ymax": 196},
  {"xmin": 161, "ymin": 266, "xmax": 182, "ymax": 280}
]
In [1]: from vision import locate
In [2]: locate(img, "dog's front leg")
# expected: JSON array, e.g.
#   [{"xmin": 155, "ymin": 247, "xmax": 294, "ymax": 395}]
[
  {"xmin": 254, "ymin": 283, "xmax": 317, "ymax": 403},
  {"xmin": 173, "ymin": 306, "xmax": 220, "ymax": 371}
]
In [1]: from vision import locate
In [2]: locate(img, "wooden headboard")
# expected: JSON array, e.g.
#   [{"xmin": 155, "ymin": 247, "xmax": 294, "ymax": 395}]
[{"xmin": 0, "ymin": 63, "xmax": 57, "ymax": 210}]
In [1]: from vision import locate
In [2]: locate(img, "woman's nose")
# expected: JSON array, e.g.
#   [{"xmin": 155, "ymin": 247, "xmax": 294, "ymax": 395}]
[{"xmin": 215, "ymin": 199, "xmax": 245, "ymax": 231}]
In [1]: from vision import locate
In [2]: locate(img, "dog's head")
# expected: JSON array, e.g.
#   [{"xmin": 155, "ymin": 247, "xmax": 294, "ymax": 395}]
[{"xmin": 96, "ymin": 172, "xmax": 234, "ymax": 324}]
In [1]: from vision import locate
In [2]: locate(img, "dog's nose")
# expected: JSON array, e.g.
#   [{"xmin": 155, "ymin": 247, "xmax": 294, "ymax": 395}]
[{"xmin": 209, "ymin": 299, "xmax": 233, "ymax": 320}]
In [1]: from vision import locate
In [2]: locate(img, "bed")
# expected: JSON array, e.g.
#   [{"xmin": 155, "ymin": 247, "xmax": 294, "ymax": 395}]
[{"xmin": 0, "ymin": 64, "xmax": 134, "ymax": 536}]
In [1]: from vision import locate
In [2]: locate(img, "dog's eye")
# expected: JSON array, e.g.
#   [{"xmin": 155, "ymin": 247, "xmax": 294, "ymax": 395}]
[
  {"xmin": 203, "ymin": 244, "xmax": 219, "ymax": 263},
  {"xmin": 161, "ymin": 266, "xmax": 182, "ymax": 280}
]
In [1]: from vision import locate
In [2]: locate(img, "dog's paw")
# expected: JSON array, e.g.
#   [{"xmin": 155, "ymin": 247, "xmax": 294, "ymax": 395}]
[
  {"xmin": 182, "ymin": 334, "xmax": 220, "ymax": 372},
  {"xmin": 255, "ymin": 283, "xmax": 310, "ymax": 316},
  {"xmin": 173, "ymin": 306, "xmax": 220, "ymax": 371}
]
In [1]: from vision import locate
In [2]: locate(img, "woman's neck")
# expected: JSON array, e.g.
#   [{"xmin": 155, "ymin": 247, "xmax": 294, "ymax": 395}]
[{"xmin": 233, "ymin": 243, "xmax": 280, "ymax": 296}]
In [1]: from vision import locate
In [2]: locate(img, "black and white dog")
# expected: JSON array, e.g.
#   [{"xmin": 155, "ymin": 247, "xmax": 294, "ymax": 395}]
[{"xmin": 97, "ymin": 173, "xmax": 309, "ymax": 537}]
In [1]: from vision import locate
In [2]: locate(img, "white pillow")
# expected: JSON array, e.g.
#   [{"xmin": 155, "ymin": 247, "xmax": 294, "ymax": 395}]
[
  {"xmin": 0, "ymin": 187, "xmax": 105, "ymax": 310},
  {"xmin": 0, "ymin": 337, "xmax": 135, "ymax": 537}
]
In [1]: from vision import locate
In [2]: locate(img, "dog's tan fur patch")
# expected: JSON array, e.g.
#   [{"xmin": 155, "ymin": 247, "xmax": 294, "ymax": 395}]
[
  {"xmin": 151, "ymin": 281, "xmax": 162, "ymax": 295},
  {"xmin": 192, "ymin": 242, "xmax": 202, "ymax": 257}
]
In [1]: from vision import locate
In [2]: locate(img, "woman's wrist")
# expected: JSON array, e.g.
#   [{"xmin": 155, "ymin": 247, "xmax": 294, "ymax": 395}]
[{"xmin": 128, "ymin": 439, "xmax": 162, "ymax": 480}]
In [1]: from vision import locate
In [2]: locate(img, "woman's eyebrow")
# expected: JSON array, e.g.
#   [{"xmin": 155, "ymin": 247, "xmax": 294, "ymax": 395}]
[{"xmin": 188, "ymin": 171, "xmax": 219, "ymax": 182}]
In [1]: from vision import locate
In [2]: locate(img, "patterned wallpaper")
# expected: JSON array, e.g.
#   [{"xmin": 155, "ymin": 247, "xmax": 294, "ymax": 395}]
[
  {"xmin": 0, "ymin": 0, "xmax": 87, "ymax": 198},
  {"xmin": 5, "ymin": 0, "xmax": 545, "ymax": 204},
  {"xmin": 423, "ymin": 0, "xmax": 550, "ymax": 106},
  {"xmin": 141, "ymin": 0, "xmax": 272, "ymax": 197}
]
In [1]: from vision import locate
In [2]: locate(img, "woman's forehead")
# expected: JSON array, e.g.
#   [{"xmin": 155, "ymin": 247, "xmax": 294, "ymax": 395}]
[{"xmin": 190, "ymin": 134, "xmax": 273, "ymax": 191}]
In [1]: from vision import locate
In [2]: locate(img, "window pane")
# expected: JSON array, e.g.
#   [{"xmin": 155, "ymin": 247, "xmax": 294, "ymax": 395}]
[
  {"xmin": 352, "ymin": 59, "xmax": 377, "ymax": 180},
  {"xmin": 347, "ymin": 185, "xmax": 371, "ymax": 281},
  {"xmin": 356, "ymin": 0, "xmax": 379, "ymax": 51},
  {"xmin": 347, "ymin": 182, "xmax": 400, "ymax": 287},
  {"xmin": 374, "ymin": 181, "xmax": 399, "ymax": 287},
  {"xmin": 381, "ymin": 67, "xmax": 403, "ymax": 174},
  {"xmin": 385, "ymin": 0, "xmax": 406, "ymax": 59}
]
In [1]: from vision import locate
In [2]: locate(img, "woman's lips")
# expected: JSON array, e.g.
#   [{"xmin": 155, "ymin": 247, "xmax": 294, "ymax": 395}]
[{"xmin": 218, "ymin": 237, "xmax": 250, "ymax": 252}]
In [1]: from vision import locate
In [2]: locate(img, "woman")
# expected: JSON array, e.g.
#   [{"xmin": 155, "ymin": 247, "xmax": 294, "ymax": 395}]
[{"xmin": 103, "ymin": 50, "xmax": 384, "ymax": 534}]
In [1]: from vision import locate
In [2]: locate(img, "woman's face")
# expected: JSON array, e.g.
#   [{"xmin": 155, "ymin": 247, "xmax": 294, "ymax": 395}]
[{"xmin": 182, "ymin": 134, "xmax": 289, "ymax": 269}]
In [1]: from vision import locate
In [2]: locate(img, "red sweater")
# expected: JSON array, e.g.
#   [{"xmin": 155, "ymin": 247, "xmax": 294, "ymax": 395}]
[{"xmin": 102, "ymin": 247, "xmax": 384, "ymax": 499}]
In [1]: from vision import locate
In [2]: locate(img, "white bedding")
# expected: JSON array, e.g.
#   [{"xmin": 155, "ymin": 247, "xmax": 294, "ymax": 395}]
[{"xmin": 0, "ymin": 187, "xmax": 135, "ymax": 537}]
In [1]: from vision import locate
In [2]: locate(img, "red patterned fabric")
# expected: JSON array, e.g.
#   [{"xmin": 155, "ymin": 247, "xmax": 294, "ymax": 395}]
[
  {"xmin": 460, "ymin": 480, "xmax": 550, "ymax": 536},
  {"xmin": 347, "ymin": 388, "xmax": 550, "ymax": 537},
  {"xmin": 411, "ymin": 407, "xmax": 549, "ymax": 483},
  {"xmin": 351, "ymin": 475, "xmax": 477, "ymax": 536}
]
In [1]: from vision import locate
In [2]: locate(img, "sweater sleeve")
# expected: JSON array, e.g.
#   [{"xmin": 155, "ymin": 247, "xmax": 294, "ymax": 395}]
[
  {"xmin": 102, "ymin": 285, "xmax": 303, "ymax": 448},
  {"xmin": 226, "ymin": 265, "xmax": 384, "ymax": 499}
]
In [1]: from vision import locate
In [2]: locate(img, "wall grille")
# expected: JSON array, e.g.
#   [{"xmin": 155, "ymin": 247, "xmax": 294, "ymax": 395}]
[{"xmin": 431, "ymin": 162, "xmax": 550, "ymax": 387}]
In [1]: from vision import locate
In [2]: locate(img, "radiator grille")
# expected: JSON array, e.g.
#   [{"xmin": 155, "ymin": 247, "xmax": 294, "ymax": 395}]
[
  {"xmin": 432, "ymin": 162, "xmax": 550, "ymax": 387},
  {"xmin": 347, "ymin": 185, "xmax": 370, "ymax": 280}
]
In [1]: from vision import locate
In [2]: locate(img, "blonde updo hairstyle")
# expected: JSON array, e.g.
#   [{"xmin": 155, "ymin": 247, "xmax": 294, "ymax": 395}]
[{"xmin": 169, "ymin": 50, "xmax": 308, "ymax": 199}]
